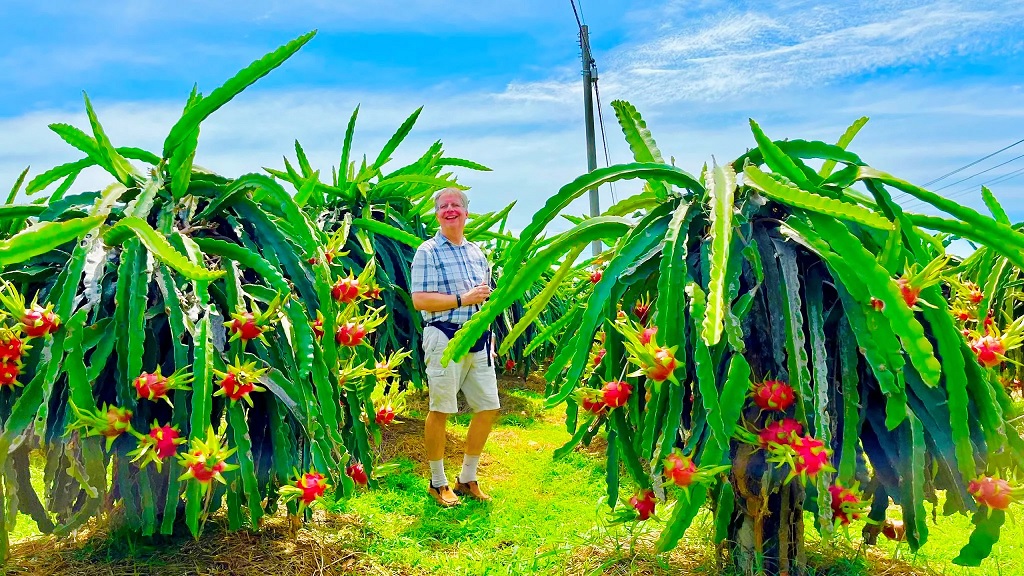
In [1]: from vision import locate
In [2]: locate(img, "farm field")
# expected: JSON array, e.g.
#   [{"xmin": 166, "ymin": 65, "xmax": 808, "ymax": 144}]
[
  {"xmin": 8, "ymin": 376, "xmax": 1022, "ymax": 575},
  {"xmin": 2, "ymin": 14, "xmax": 1023, "ymax": 576}
]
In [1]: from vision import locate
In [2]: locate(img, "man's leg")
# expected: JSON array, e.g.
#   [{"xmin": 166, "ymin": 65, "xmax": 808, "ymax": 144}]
[
  {"xmin": 455, "ymin": 349, "xmax": 500, "ymax": 500},
  {"xmin": 423, "ymin": 327, "xmax": 461, "ymax": 506}
]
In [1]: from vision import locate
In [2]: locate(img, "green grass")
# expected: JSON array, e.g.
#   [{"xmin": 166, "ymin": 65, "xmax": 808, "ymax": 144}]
[{"xmin": 8, "ymin": 379, "xmax": 1023, "ymax": 575}]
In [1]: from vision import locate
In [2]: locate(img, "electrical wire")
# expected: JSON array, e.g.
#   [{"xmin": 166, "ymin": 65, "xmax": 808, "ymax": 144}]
[
  {"xmin": 922, "ymin": 137, "xmax": 1024, "ymax": 187},
  {"xmin": 903, "ymin": 165, "xmax": 1024, "ymax": 212},
  {"xmin": 593, "ymin": 73, "xmax": 618, "ymax": 204},
  {"xmin": 890, "ymin": 136, "xmax": 1024, "ymax": 204},
  {"xmin": 569, "ymin": 0, "xmax": 582, "ymax": 30}
]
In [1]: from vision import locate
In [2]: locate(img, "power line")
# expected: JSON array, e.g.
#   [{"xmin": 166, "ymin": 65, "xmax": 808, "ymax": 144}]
[
  {"xmin": 931, "ymin": 151, "xmax": 1024, "ymax": 193},
  {"xmin": 569, "ymin": 0, "xmax": 582, "ymax": 30},
  {"xmin": 593, "ymin": 73, "xmax": 618, "ymax": 204},
  {"xmin": 904, "ymin": 164, "xmax": 1024, "ymax": 211},
  {"xmin": 922, "ymin": 137, "xmax": 1024, "ymax": 188},
  {"xmin": 891, "ymin": 136, "xmax": 1024, "ymax": 205}
]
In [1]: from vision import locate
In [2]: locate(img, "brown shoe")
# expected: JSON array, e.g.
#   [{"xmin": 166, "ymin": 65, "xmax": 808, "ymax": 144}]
[
  {"xmin": 427, "ymin": 483, "xmax": 461, "ymax": 507},
  {"xmin": 453, "ymin": 479, "xmax": 491, "ymax": 502}
]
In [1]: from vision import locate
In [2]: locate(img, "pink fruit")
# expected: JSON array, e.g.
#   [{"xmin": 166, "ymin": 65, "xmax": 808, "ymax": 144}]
[
  {"xmin": 968, "ymin": 476, "xmax": 1014, "ymax": 510},
  {"xmin": 335, "ymin": 322, "xmax": 368, "ymax": 346},
  {"xmin": 229, "ymin": 312, "xmax": 263, "ymax": 342},
  {"xmin": 581, "ymin": 396, "xmax": 606, "ymax": 415},
  {"xmin": 633, "ymin": 300, "xmax": 651, "ymax": 325},
  {"xmin": 602, "ymin": 381, "xmax": 632, "ymax": 409},
  {"xmin": 331, "ymin": 277, "xmax": 360, "ymax": 303},
  {"xmin": 504, "ymin": 358, "xmax": 516, "ymax": 373},
  {"xmin": 134, "ymin": 372, "xmax": 169, "ymax": 401},
  {"xmin": 663, "ymin": 453, "xmax": 697, "ymax": 488},
  {"xmin": 0, "ymin": 361, "xmax": 19, "ymax": 388},
  {"xmin": 0, "ymin": 331, "xmax": 24, "ymax": 360},
  {"xmin": 639, "ymin": 327, "xmax": 658, "ymax": 345},
  {"xmin": 219, "ymin": 371, "xmax": 256, "ymax": 402},
  {"xmin": 590, "ymin": 269, "xmax": 602, "ymax": 284},
  {"xmin": 102, "ymin": 406, "xmax": 133, "ymax": 439},
  {"xmin": 149, "ymin": 425, "xmax": 183, "ymax": 459},
  {"xmin": 829, "ymin": 484, "xmax": 864, "ymax": 525},
  {"xmin": 791, "ymin": 435, "xmax": 830, "ymax": 479},
  {"xmin": 22, "ymin": 306, "xmax": 60, "ymax": 338},
  {"xmin": 298, "ymin": 471, "xmax": 329, "ymax": 504},
  {"xmin": 375, "ymin": 406, "xmax": 395, "ymax": 425},
  {"xmin": 630, "ymin": 489, "xmax": 657, "ymax": 521},
  {"xmin": 347, "ymin": 462, "xmax": 369, "ymax": 485},
  {"xmin": 752, "ymin": 380, "xmax": 795, "ymax": 412},
  {"xmin": 758, "ymin": 418, "xmax": 803, "ymax": 448},
  {"xmin": 971, "ymin": 335, "xmax": 1006, "ymax": 368},
  {"xmin": 644, "ymin": 347, "xmax": 677, "ymax": 382}
]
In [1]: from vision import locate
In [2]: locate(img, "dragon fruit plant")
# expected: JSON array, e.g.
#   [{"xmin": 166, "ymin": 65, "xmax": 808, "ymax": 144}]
[
  {"xmin": 0, "ymin": 31, "xmax": 494, "ymax": 557},
  {"xmin": 443, "ymin": 99, "xmax": 1024, "ymax": 574}
]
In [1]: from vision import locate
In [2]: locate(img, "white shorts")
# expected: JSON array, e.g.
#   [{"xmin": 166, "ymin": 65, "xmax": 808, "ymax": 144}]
[{"xmin": 422, "ymin": 325, "xmax": 500, "ymax": 414}]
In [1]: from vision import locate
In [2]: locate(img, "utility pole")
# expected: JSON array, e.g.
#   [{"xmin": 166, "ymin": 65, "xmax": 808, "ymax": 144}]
[{"xmin": 580, "ymin": 24, "xmax": 601, "ymax": 257}]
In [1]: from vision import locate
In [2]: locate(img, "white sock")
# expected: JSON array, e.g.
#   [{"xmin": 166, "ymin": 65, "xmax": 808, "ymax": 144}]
[
  {"xmin": 459, "ymin": 454, "xmax": 480, "ymax": 483},
  {"xmin": 429, "ymin": 459, "xmax": 447, "ymax": 488}
]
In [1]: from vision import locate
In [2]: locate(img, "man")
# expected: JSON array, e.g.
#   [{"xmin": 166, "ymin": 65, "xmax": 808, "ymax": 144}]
[{"xmin": 410, "ymin": 187, "xmax": 500, "ymax": 507}]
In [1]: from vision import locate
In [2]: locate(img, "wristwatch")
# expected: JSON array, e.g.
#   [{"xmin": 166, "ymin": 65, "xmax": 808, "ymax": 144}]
[{"xmin": 456, "ymin": 293, "xmax": 462, "ymax": 307}]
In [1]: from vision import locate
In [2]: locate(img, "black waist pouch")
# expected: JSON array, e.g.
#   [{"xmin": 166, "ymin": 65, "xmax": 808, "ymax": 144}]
[{"xmin": 428, "ymin": 321, "xmax": 491, "ymax": 355}]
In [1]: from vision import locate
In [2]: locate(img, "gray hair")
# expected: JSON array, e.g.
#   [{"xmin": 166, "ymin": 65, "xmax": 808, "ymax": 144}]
[{"xmin": 433, "ymin": 187, "xmax": 469, "ymax": 211}]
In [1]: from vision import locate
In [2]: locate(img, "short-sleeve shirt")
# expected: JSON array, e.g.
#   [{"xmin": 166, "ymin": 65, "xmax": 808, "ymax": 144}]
[{"xmin": 410, "ymin": 231, "xmax": 491, "ymax": 325}]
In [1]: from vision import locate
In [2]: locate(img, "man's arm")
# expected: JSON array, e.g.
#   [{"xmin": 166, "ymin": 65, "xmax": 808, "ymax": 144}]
[
  {"xmin": 412, "ymin": 285, "xmax": 492, "ymax": 312},
  {"xmin": 412, "ymin": 292, "xmax": 459, "ymax": 312}
]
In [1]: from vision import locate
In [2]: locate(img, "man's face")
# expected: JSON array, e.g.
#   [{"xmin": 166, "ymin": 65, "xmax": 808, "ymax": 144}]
[{"xmin": 436, "ymin": 192, "xmax": 467, "ymax": 234}]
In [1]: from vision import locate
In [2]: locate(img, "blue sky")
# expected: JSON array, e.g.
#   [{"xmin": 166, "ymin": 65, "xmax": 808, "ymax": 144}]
[{"xmin": 1, "ymin": 0, "xmax": 1022, "ymax": 231}]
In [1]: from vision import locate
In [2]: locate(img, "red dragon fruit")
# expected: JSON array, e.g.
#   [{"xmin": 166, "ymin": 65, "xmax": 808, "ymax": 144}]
[
  {"xmin": 335, "ymin": 322, "xmax": 368, "ymax": 346},
  {"xmin": 758, "ymin": 418, "xmax": 803, "ymax": 448},
  {"xmin": 591, "ymin": 347, "xmax": 606, "ymax": 368},
  {"xmin": 504, "ymin": 358, "xmax": 516, "ymax": 374},
  {"xmin": 663, "ymin": 452, "xmax": 697, "ymax": 488},
  {"xmin": 581, "ymin": 396, "xmax": 606, "ymax": 415},
  {"xmin": 964, "ymin": 281, "xmax": 984, "ymax": 304},
  {"xmin": 347, "ymin": 462, "xmax": 369, "ymax": 486},
  {"xmin": 789, "ymin": 435, "xmax": 832, "ymax": 480},
  {"xmin": 629, "ymin": 489, "xmax": 657, "ymax": 521},
  {"xmin": 21, "ymin": 305, "xmax": 60, "ymax": 339},
  {"xmin": 129, "ymin": 423, "xmax": 186, "ymax": 471},
  {"xmin": 602, "ymin": 381, "xmax": 632, "ymax": 409},
  {"xmin": 0, "ymin": 329, "xmax": 24, "ymax": 361},
  {"xmin": 751, "ymin": 380, "xmax": 795, "ymax": 412},
  {"xmin": 0, "ymin": 361, "xmax": 20, "ymax": 388},
  {"xmin": 968, "ymin": 476, "xmax": 1018, "ymax": 510},
  {"xmin": 971, "ymin": 334, "xmax": 1006, "ymax": 368},
  {"xmin": 375, "ymin": 406, "xmax": 396, "ymax": 425},
  {"xmin": 228, "ymin": 312, "xmax": 263, "ymax": 342},
  {"xmin": 331, "ymin": 275, "xmax": 360, "ymax": 303},
  {"xmin": 176, "ymin": 428, "xmax": 238, "ymax": 493},
  {"xmin": 589, "ymin": 269, "xmax": 602, "ymax": 284},
  {"xmin": 897, "ymin": 278, "xmax": 921, "ymax": 307},
  {"xmin": 297, "ymin": 471, "xmax": 329, "ymax": 505},
  {"xmin": 214, "ymin": 360, "xmax": 267, "ymax": 405},
  {"xmin": 829, "ymin": 483, "xmax": 867, "ymax": 525},
  {"xmin": 134, "ymin": 372, "xmax": 169, "ymax": 401},
  {"xmin": 644, "ymin": 347, "xmax": 677, "ymax": 383},
  {"xmin": 870, "ymin": 297, "xmax": 885, "ymax": 312}
]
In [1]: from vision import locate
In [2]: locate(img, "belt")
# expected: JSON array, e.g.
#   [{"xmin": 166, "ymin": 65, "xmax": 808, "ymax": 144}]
[{"xmin": 426, "ymin": 321, "xmax": 492, "ymax": 366}]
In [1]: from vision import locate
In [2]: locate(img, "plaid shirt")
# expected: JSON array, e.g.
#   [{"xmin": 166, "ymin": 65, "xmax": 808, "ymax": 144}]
[{"xmin": 411, "ymin": 231, "xmax": 491, "ymax": 325}]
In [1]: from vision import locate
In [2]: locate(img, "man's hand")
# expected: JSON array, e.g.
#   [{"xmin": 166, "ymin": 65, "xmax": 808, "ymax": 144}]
[{"xmin": 461, "ymin": 283, "xmax": 492, "ymax": 306}]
